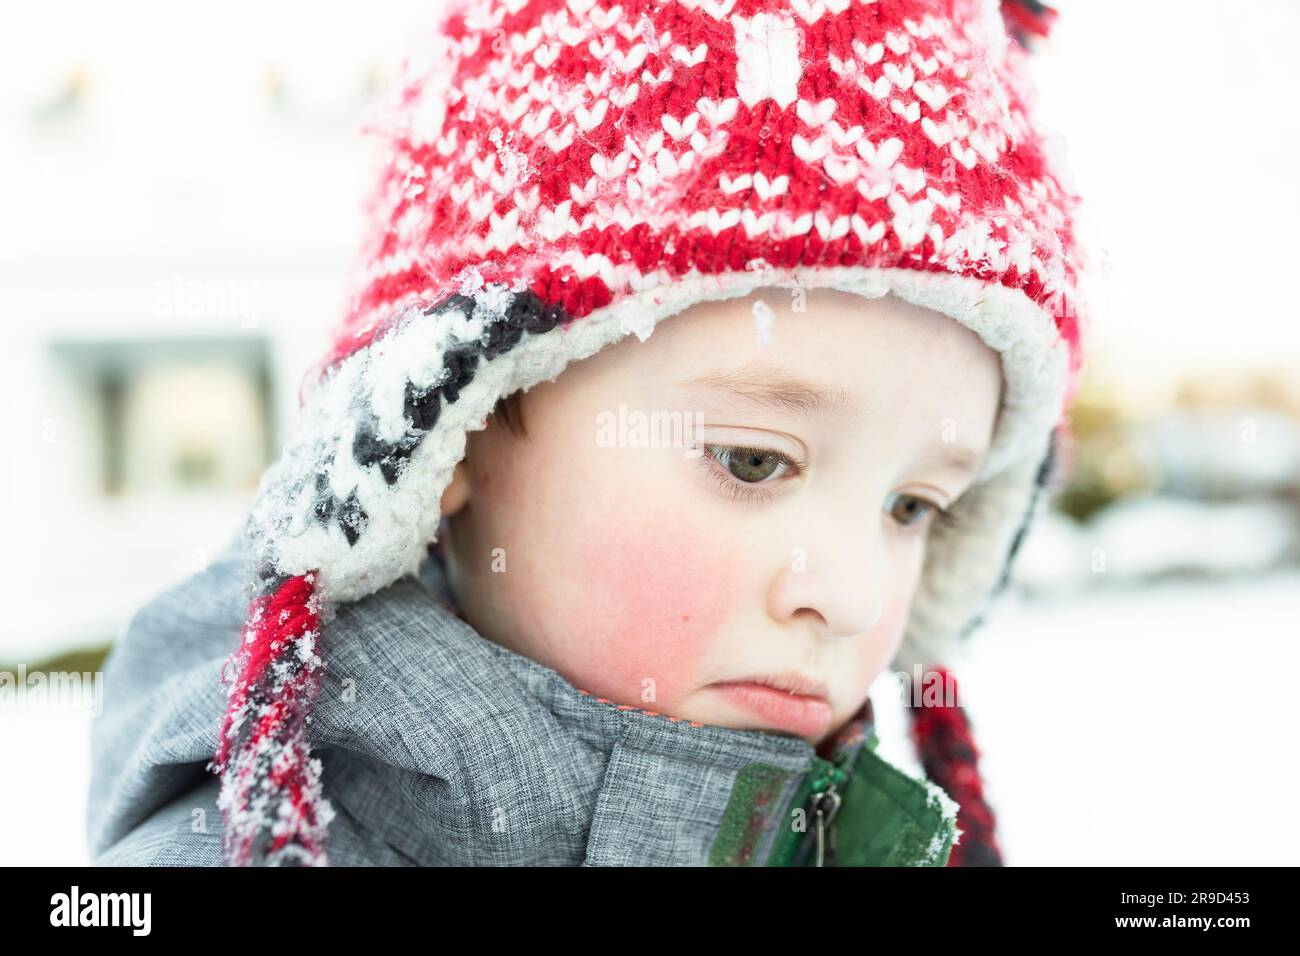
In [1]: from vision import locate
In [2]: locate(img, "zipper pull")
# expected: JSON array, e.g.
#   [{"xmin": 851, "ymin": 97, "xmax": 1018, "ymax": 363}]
[
  {"xmin": 813, "ymin": 785, "xmax": 843, "ymax": 867},
  {"xmin": 808, "ymin": 757, "xmax": 851, "ymax": 867}
]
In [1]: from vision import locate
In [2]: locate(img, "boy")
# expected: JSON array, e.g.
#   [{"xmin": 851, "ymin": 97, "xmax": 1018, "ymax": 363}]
[{"xmin": 87, "ymin": 0, "xmax": 1084, "ymax": 866}]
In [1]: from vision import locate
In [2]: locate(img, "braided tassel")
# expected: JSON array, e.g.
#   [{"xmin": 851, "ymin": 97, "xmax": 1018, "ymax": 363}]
[
  {"xmin": 210, "ymin": 572, "xmax": 335, "ymax": 866},
  {"xmin": 906, "ymin": 665, "xmax": 1004, "ymax": 866}
]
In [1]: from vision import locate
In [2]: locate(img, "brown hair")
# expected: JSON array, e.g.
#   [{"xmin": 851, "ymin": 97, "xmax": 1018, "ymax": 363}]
[{"xmin": 490, "ymin": 390, "xmax": 527, "ymax": 437}]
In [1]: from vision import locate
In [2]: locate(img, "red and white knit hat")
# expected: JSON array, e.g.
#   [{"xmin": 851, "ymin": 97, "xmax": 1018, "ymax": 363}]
[{"xmin": 212, "ymin": 0, "xmax": 1086, "ymax": 866}]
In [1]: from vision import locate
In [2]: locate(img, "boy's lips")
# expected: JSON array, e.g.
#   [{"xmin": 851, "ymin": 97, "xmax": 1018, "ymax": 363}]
[
  {"xmin": 708, "ymin": 673, "xmax": 833, "ymax": 739},
  {"xmin": 716, "ymin": 671, "xmax": 829, "ymax": 699}
]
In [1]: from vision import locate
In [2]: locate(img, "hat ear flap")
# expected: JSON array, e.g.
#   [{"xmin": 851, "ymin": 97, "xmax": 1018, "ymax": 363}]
[{"xmin": 211, "ymin": 572, "xmax": 335, "ymax": 866}]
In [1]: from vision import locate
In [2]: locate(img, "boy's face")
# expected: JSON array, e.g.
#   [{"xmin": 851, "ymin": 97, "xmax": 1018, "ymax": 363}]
[{"xmin": 441, "ymin": 288, "xmax": 1003, "ymax": 750}]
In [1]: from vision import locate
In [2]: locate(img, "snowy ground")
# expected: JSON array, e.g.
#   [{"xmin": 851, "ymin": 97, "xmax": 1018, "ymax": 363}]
[
  {"xmin": 1, "ymin": 707, "xmax": 93, "ymax": 866},
  {"xmin": 943, "ymin": 571, "xmax": 1300, "ymax": 866},
  {"xmin": 2, "ymin": 571, "xmax": 1297, "ymax": 866}
]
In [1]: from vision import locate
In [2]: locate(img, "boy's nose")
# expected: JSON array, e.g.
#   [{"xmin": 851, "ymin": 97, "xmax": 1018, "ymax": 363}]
[{"xmin": 766, "ymin": 529, "xmax": 888, "ymax": 641}]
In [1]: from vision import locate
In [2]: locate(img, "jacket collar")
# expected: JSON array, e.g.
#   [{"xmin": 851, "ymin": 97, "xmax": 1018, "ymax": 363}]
[
  {"xmin": 371, "ymin": 545, "xmax": 951, "ymax": 866},
  {"xmin": 88, "ymin": 539, "xmax": 954, "ymax": 865},
  {"xmin": 303, "ymin": 563, "xmax": 839, "ymax": 864}
]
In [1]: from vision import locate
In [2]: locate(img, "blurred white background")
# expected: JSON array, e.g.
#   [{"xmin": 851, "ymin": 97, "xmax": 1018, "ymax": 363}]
[{"xmin": 2, "ymin": 0, "xmax": 1298, "ymax": 865}]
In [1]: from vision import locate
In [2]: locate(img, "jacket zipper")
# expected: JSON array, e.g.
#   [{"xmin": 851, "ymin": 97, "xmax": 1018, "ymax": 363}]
[{"xmin": 805, "ymin": 753, "xmax": 852, "ymax": 867}]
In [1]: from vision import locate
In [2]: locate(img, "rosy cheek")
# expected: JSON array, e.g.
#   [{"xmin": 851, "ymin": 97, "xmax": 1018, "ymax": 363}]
[{"xmin": 565, "ymin": 515, "xmax": 735, "ymax": 708}]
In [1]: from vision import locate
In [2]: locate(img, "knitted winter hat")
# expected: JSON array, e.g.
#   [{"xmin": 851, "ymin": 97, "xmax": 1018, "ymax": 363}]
[{"xmin": 212, "ymin": 0, "xmax": 1085, "ymax": 866}]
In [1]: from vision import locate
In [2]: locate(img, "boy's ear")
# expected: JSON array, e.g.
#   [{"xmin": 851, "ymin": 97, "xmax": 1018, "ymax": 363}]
[{"xmin": 439, "ymin": 459, "xmax": 471, "ymax": 516}]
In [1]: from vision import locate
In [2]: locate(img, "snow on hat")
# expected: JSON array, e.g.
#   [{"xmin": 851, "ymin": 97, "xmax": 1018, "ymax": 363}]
[{"xmin": 211, "ymin": 0, "xmax": 1086, "ymax": 866}]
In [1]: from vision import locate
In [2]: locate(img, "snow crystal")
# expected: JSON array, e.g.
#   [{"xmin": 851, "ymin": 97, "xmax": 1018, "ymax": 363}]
[
  {"xmin": 487, "ymin": 126, "xmax": 532, "ymax": 191},
  {"xmin": 456, "ymin": 264, "xmax": 485, "ymax": 297},
  {"xmin": 295, "ymin": 630, "xmax": 320, "ymax": 664},
  {"xmin": 915, "ymin": 822, "xmax": 957, "ymax": 866},
  {"xmin": 925, "ymin": 778, "xmax": 961, "ymax": 823},
  {"xmin": 473, "ymin": 281, "xmax": 515, "ymax": 329},
  {"xmin": 902, "ymin": 781, "xmax": 960, "ymax": 865},
  {"xmin": 638, "ymin": 14, "xmax": 660, "ymax": 54},
  {"xmin": 443, "ymin": 302, "xmax": 486, "ymax": 343},
  {"xmin": 620, "ymin": 308, "xmax": 656, "ymax": 342},
  {"xmin": 364, "ymin": 300, "xmax": 463, "ymax": 437}
]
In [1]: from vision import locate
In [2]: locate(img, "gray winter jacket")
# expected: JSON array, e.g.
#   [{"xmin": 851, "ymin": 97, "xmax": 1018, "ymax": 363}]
[{"xmin": 86, "ymin": 536, "xmax": 958, "ymax": 866}]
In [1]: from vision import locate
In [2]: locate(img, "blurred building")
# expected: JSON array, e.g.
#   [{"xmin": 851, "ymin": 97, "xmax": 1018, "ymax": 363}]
[{"xmin": 0, "ymin": 1, "xmax": 448, "ymax": 664}]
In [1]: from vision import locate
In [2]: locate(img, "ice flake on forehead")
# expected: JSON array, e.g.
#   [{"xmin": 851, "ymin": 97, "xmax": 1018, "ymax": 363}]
[{"xmin": 752, "ymin": 298, "xmax": 775, "ymax": 347}]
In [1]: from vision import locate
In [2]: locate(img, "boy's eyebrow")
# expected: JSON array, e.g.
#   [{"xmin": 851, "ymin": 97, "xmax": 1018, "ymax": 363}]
[
  {"xmin": 674, "ymin": 363, "xmax": 863, "ymax": 418},
  {"xmin": 922, "ymin": 442, "xmax": 987, "ymax": 476},
  {"xmin": 675, "ymin": 364, "xmax": 991, "ymax": 473}
]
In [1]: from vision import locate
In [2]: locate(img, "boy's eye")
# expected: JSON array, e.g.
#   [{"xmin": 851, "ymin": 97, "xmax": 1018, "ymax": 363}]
[
  {"xmin": 885, "ymin": 492, "xmax": 941, "ymax": 529},
  {"xmin": 708, "ymin": 445, "xmax": 793, "ymax": 483}
]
